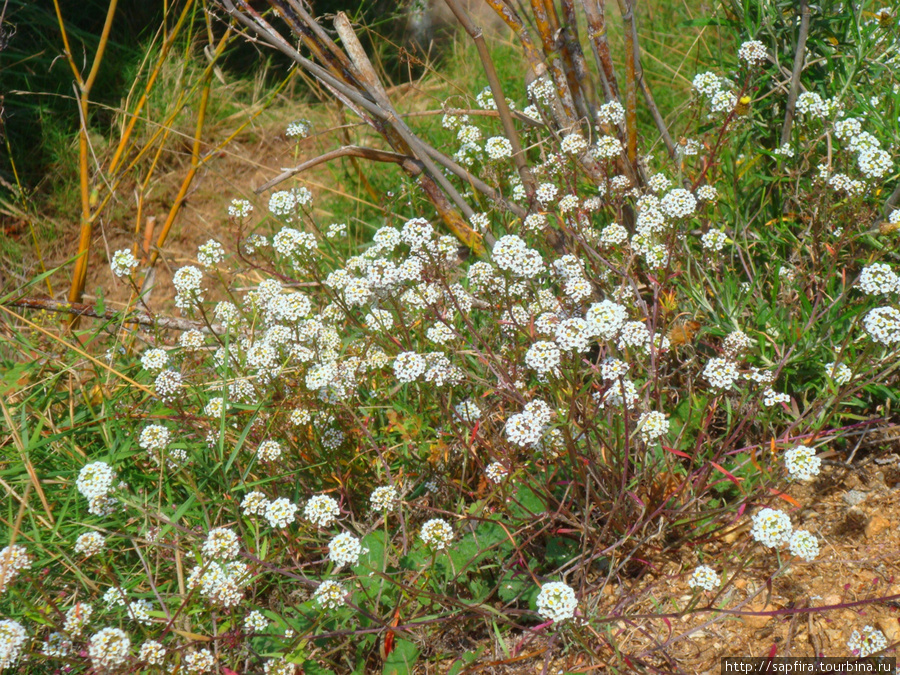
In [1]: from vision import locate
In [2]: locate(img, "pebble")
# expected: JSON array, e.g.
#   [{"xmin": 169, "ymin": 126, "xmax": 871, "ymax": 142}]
[
  {"xmin": 842, "ymin": 489, "xmax": 867, "ymax": 506},
  {"xmin": 740, "ymin": 602, "xmax": 776, "ymax": 629},
  {"xmin": 865, "ymin": 514, "xmax": 890, "ymax": 538}
]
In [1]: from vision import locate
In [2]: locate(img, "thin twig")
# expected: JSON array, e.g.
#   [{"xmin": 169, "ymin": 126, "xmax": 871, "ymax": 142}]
[
  {"xmin": 443, "ymin": 0, "xmax": 536, "ymax": 195},
  {"xmin": 780, "ymin": 0, "xmax": 811, "ymax": 146},
  {"xmin": 255, "ymin": 145, "xmax": 420, "ymax": 193},
  {"xmin": 5, "ymin": 297, "xmax": 227, "ymax": 334}
]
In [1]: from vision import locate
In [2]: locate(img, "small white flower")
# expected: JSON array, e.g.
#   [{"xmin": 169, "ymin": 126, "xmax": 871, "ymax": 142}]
[
  {"xmin": 88, "ymin": 627, "xmax": 131, "ymax": 671},
  {"xmin": 110, "ymin": 249, "xmax": 139, "ymax": 277},
  {"xmin": 750, "ymin": 507, "xmax": 792, "ymax": 549},
  {"xmin": 244, "ymin": 610, "xmax": 269, "ymax": 632},
  {"xmin": 370, "ymin": 486, "xmax": 398, "ymax": 511},
  {"xmin": 788, "ymin": 530, "xmax": 819, "ymax": 561},
  {"xmin": 328, "ymin": 532, "xmax": 363, "ymax": 567},
  {"xmin": 848, "ymin": 625, "xmax": 887, "ymax": 657},
  {"xmin": 536, "ymin": 581, "xmax": 577, "ymax": 623},
  {"xmin": 313, "ymin": 580, "xmax": 346, "ymax": 609},
  {"xmin": 304, "ymin": 495, "xmax": 340, "ymax": 528},
  {"xmin": 687, "ymin": 565, "xmax": 720, "ymax": 591},
  {"xmin": 638, "ymin": 411, "xmax": 669, "ymax": 443},
  {"xmin": 420, "ymin": 518, "xmax": 454, "ymax": 550},
  {"xmin": 784, "ymin": 446, "xmax": 821, "ymax": 481}
]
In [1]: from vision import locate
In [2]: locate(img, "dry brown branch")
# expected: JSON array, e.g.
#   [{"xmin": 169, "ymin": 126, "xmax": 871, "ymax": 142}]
[
  {"xmin": 255, "ymin": 145, "xmax": 421, "ymax": 194},
  {"xmin": 220, "ymin": 0, "xmax": 490, "ymax": 252}
]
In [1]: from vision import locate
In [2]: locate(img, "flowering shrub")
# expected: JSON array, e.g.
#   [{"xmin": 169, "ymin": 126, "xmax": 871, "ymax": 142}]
[{"xmin": 3, "ymin": 0, "xmax": 900, "ymax": 671}]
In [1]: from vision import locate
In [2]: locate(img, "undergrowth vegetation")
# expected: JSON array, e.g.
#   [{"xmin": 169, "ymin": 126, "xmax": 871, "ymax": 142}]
[{"xmin": 1, "ymin": 0, "xmax": 900, "ymax": 673}]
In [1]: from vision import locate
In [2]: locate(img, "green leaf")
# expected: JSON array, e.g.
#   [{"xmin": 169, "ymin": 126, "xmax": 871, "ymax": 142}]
[
  {"xmin": 302, "ymin": 660, "xmax": 335, "ymax": 675},
  {"xmin": 447, "ymin": 645, "xmax": 486, "ymax": 675},
  {"xmin": 382, "ymin": 638, "xmax": 419, "ymax": 675}
]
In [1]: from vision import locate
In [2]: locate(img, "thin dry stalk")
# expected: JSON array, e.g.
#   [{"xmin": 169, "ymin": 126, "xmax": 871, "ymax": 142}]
[
  {"xmin": 53, "ymin": 0, "xmax": 119, "ymax": 308},
  {"xmin": 581, "ymin": 0, "xmax": 620, "ymax": 102},
  {"xmin": 780, "ymin": 0, "xmax": 811, "ymax": 146},
  {"xmin": 616, "ymin": 0, "xmax": 639, "ymax": 170},
  {"xmin": 443, "ymin": 0, "xmax": 536, "ymax": 196}
]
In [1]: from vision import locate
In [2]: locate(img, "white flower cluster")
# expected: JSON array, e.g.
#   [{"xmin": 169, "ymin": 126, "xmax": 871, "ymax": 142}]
[
  {"xmin": 788, "ymin": 530, "xmax": 819, "ymax": 562},
  {"xmin": 703, "ymin": 357, "xmax": 740, "ymax": 389},
  {"xmin": 74, "ymin": 531, "xmax": 106, "ymax": 557},
  {"xmin": 795, "ymin": 92, "xmax": 840, "ymax": 119},
  {"xmin": 305, "ymin": 494, "xmax": 340, "ymax": 527},
  {"xmin": 492, "ymin": 235, "xmax": 545, "ymax": 277},
  {"xmin": 139, "ymin": 639, "xmax": 166, "ymax": 665},
  {"xmin": 847, "ymin": 625, "xmax": 888, "ymax": 657},
  {"xmin": 265, "ymin": 497, "xmax": 298, "ymax": 528},
  {"xmin": 153, "ymin": 370, "xmax": 184, "ymax": 401},
  {"xmin": 173, "ymin": 265, "xmax": 204, "ymax": 309},
  {"xmin": 687, "ymin": 565, "xmax": 720, "ymax": 591},
  {"xmin": 285, "ymin": 119, "xmax": 311, "ymax": 138},
  {"xmin": 737, "ymin": 40, "xmax": 767, "ymax": 65},
  {"xmin": 420, "ymin": 518, "xmax": 454, "ymax": 550},
  {"xmin": 701, "ymin": 229, "xmax": 727, "ymax": 251},
  {"xmin": 784, "ymin": 445, "xmax": 821, "ymax": 481},
  {"xmin": 505, "ymin": 399, "xmax": 552, "ymax": 447},
  {"xmin": 0, "ymin": 544, "xmax": 31, "ymax": 592},
  {"xmin": 63, "ymin": 602, "xmax": 92, "ymax": 636},
  {"xmin": 750, "ymin": 507, "xmax": 793, "ymax": 549},
  {"xmin": 638, "ymin": 411, "xmax": 669, "ymax": 443},
  {"xmin": 185, "ymin": 648, "xmax": 215, "ymax": 673},
  {"xmin": 313, "ymin": 580, "xmax": 346, "ymax": 609},
  {"xmin": 370, "ymin": 486, "xmax": 398, "ymax": 511},
  {"xmin": 863, "ymin": 306, "xmax": 900, "ymax": 345},
  {"xmin": 242, "ymin": 491, "xmax": 270, "ymax": 517},
  {"xmin": 560, "ymin": 132, "xmax": 587, "ymax": 155},
  {"xmin": 485, "ymin": 136, "xmax": 513, "ymax": 160},
  {"xmin": 110, "ymin": 249, "xmax": 139, "ymax": 277},
  {"xmin": 536, "ymin": 581, "xmax": 577, "ymax": 622},
  {"xmin": 825, "ymin": 361, "xmax": 852, "ymax": 385},
  {"xmin": 257, "ymin": 439, "xmax": 283, "ymax": 463},
  {"xmin": 76, "ymin": 462, "xmax": 119, "ymax": 517},
  {"xmin": 525, "ymin": 340, "xmax": 561, "ymax": 375},
  {"xmin": 202, "ymin": 527, "xmax": 240, "ymax": 560},
  {"xmin": 88, "ymin": 627, "xmax": 131, "ymax": 671},
  {"xmin": 596, "ymin": 100, "xmax": 625, "ymax": 126},
  {"xmin": 857, "ymin": 263, "xmax": 898, "ymax": 295},
  {"xmin": 328, "ymin": 532, "xmax": 363, "ymax": 567},
  {"xmin": 0, "ymin": 620, "xmax": 27, "ymax": 670},
  {"xmin": 244, "ymin": 610, "xmax": 268, "ymax": 632},
  {"xmin": 187, "ymin": 560, "xmax": 251, "ymax": 607},
  {"xmin": 485, "ymin": 462, "xmax": 508, "ymax": 483},
  {"xmin": 228, "ymin": 198, "xmax": 253, "ymax": 218}
]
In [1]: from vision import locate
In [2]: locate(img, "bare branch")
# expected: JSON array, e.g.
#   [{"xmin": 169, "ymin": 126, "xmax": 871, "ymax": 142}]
[
  {"xmin": 443, "ymin": 0, "xmax": 536, "ymax": 196},
  {"xmin": 780, "ymin": 0, "xmax": 811, "ymax": 146},
  {"xmin": 5, "ymin": 297, "xmax": 228, "ymax": 334},
  {"xmin": 255, "ymin": 145, "xmax": 420, "ymax": 193}
]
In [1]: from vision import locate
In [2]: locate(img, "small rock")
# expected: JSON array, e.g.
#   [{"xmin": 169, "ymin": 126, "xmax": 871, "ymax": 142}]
[
  {"xmin": 733, "ymin": 578, "xmax": 747, "ymax": 590},
  {"xmin": 741, "ymin": 602, "xmax": 775, "ymax": 629},
  {"xmin": 825, "ymin": 628, "xmax": 844, "ymax": 645},
  {"xmin": 843, "ymin": 489, "xmax": 867, "ymax": 506},
  {"xmin": 866, "ymin": 514, "xmax": 890, "ymax": 538},
  {"xmin": 821, "ymin": 594, "xmax": 842, "ymax": 608},
  {"xmin": 876, "ymin": 617, "xmax": 900, "ymax": 642}
]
